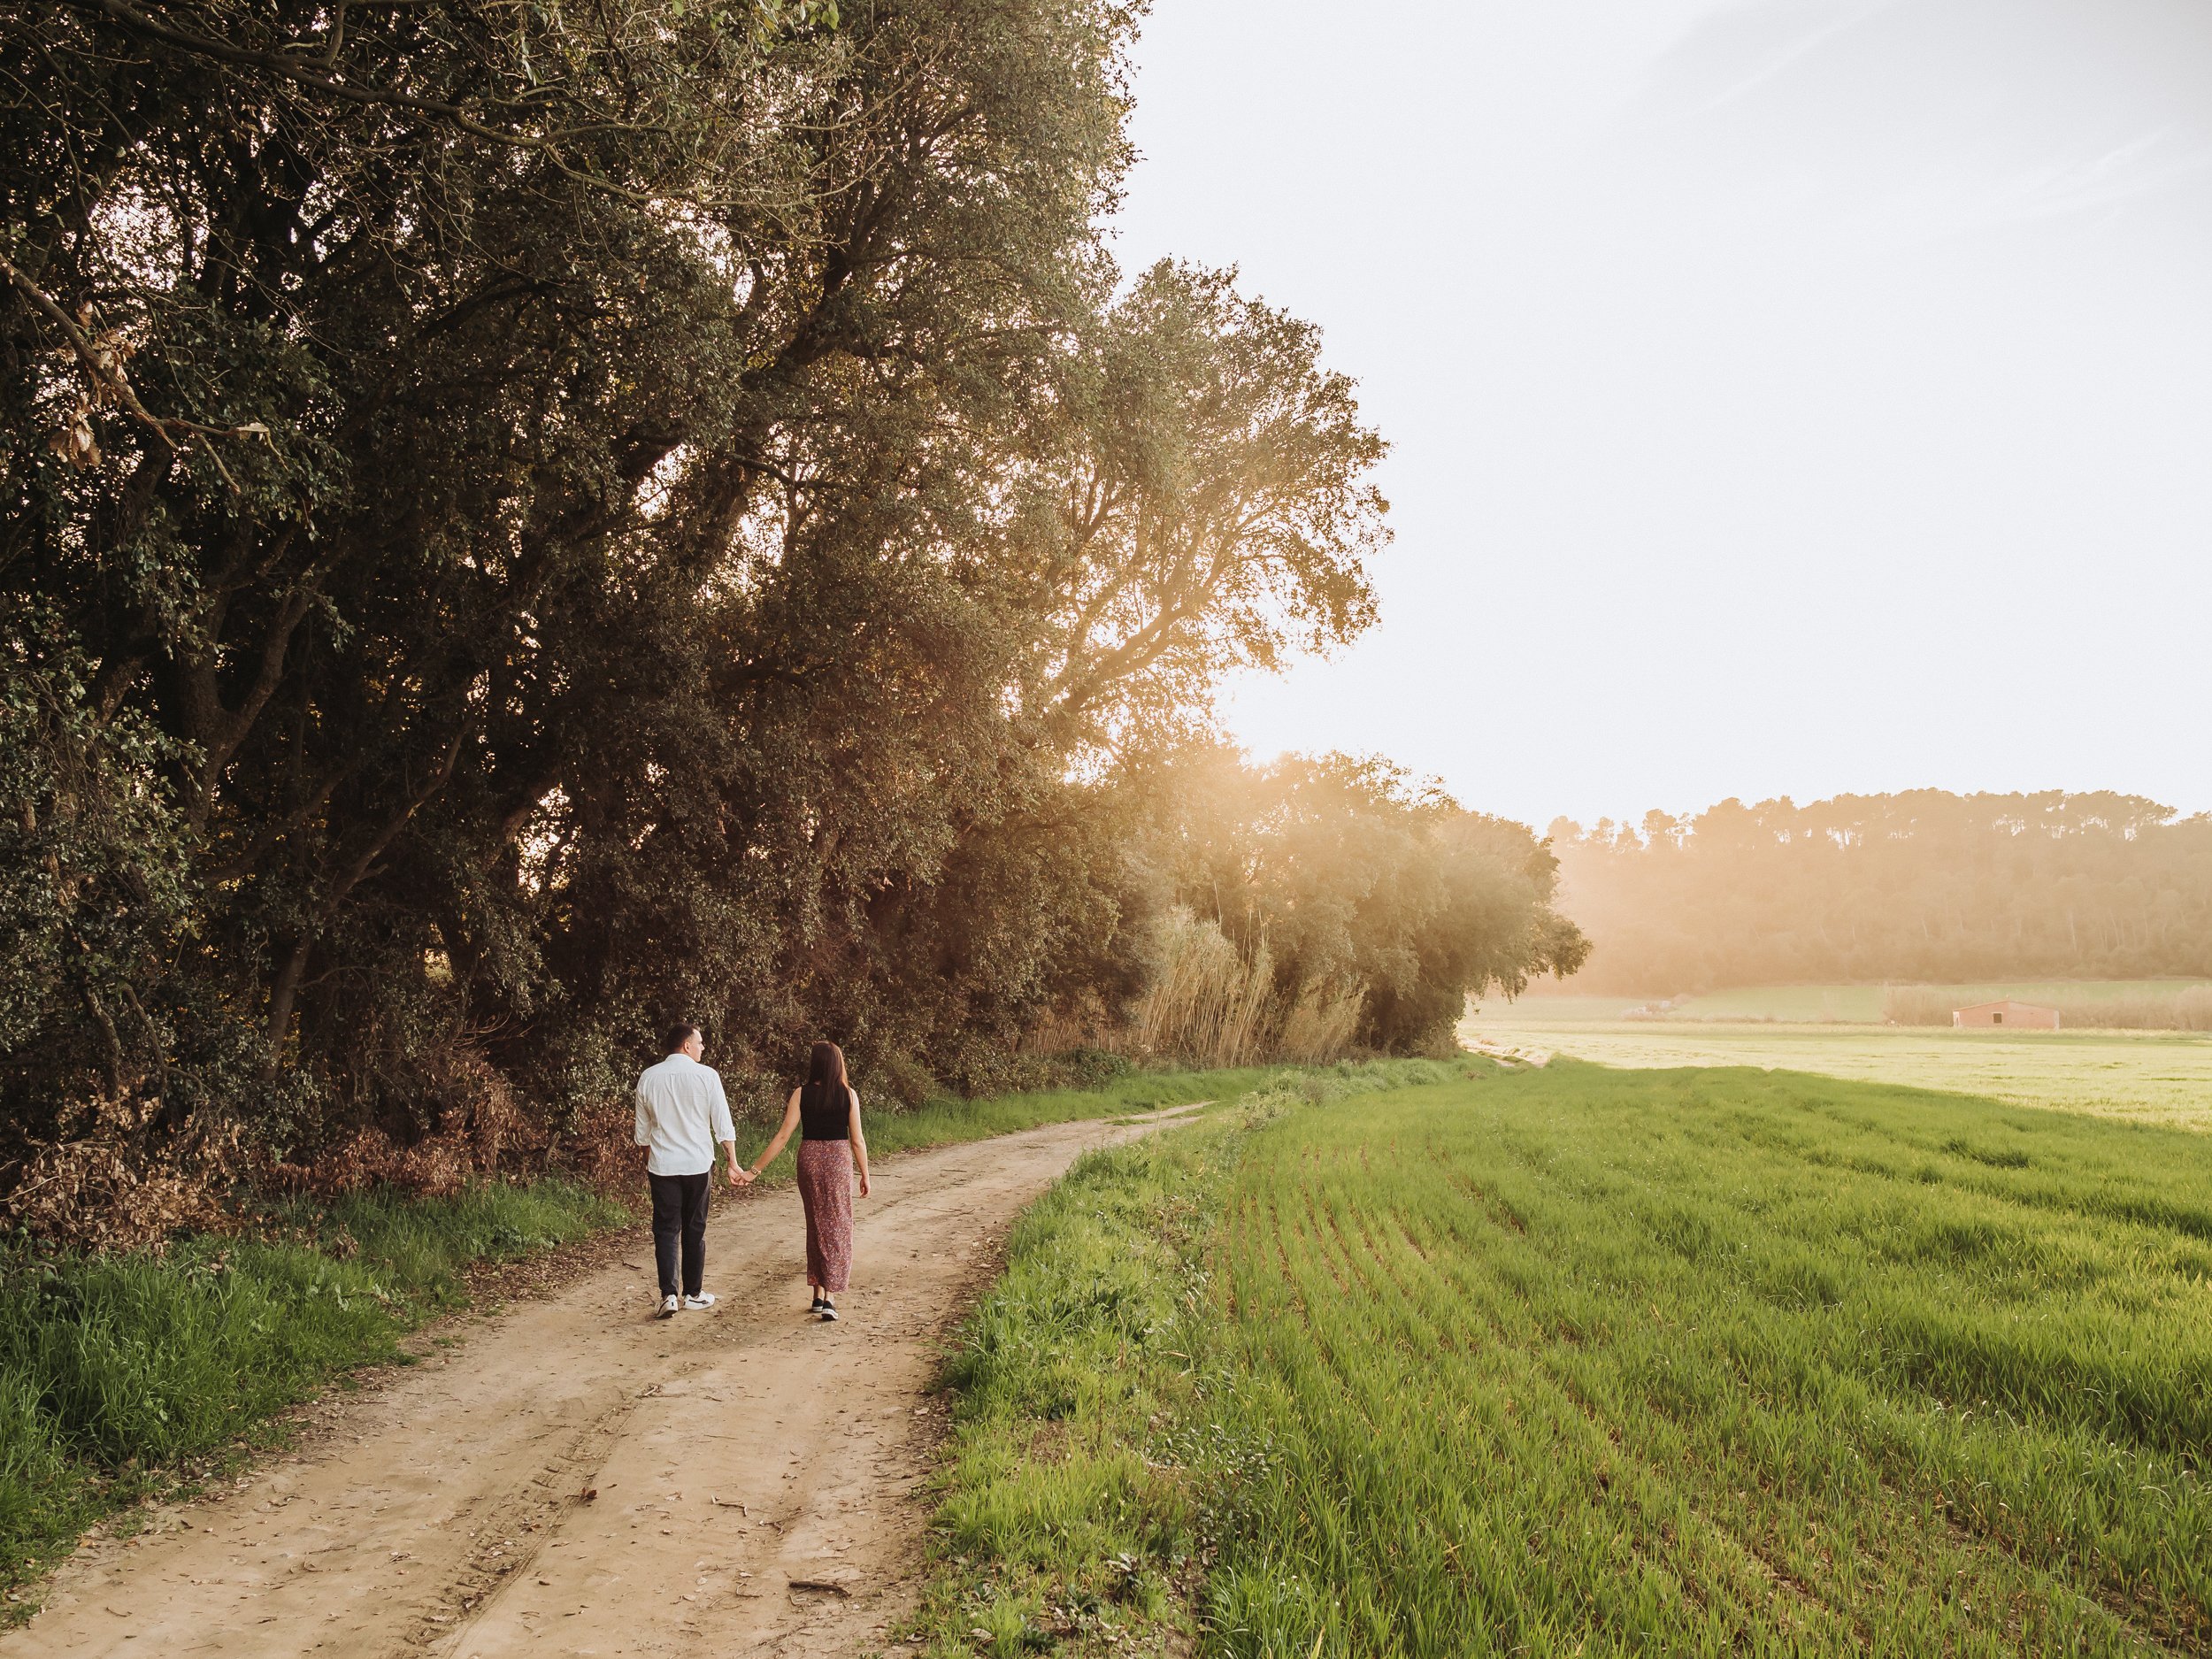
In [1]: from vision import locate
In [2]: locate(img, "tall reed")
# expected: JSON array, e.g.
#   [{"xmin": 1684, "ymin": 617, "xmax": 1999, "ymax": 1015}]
[
  {"xmin": 1133, "ymin": 910, "xmax": 1279, "ymax": 1068},
  {"xmin": 1277, "ymin": 978, "xmax": 1364, "ymax": 1065}
]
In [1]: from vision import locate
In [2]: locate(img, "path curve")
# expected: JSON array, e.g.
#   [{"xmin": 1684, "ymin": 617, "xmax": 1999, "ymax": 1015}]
[{"xmin": 4, "ymin": 1112, "xmax": 1187, "ymax": 1659}]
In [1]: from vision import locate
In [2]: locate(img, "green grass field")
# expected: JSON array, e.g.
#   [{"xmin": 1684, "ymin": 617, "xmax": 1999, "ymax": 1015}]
[
  {"xmin": 921, "ymin": 1063, "xmax": 2212, "ymax": 1657},
  {"xmin": 1463, "ymin": 1013, "xmax": 2212, "ymax": 1128}
]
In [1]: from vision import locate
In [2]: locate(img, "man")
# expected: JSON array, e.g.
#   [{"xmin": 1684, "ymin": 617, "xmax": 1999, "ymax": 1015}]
[{"xmin": 634, "ymin": 1022, "xmax": 741, "ymax": 1318}]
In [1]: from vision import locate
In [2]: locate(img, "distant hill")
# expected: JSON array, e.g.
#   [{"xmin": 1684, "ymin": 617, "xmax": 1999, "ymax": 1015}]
[{"xmin": 1545, "ymin": 791, "xmax": 2212, "ymax": 994}]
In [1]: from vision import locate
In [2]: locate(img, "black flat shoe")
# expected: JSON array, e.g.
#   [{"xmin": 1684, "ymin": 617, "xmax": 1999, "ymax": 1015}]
[
  {"xmin": 810, "ymin": 1294, "xmax": 826, "ymax": 1313},
  {"xmin": 818, "ymin": 1301, "xmax": 839, "ymax": 1322}
]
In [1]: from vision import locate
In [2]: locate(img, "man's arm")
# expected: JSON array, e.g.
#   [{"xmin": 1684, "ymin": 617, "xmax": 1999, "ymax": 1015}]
[{"xmin": 709, "ymin": 1073, "xmax": 741, "ymax": 1187}]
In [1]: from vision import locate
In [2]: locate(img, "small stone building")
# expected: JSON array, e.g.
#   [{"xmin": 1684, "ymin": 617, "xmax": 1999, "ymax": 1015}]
[{"xmin": 1952, "ymin": 999, "xmax": 2060, "ymax": 1030}]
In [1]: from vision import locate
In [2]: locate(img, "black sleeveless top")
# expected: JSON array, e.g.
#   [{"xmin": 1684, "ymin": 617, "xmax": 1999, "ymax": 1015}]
[{"xmin": 800, "ymin": 1081, "xmax": 852, "ymax": 1141}]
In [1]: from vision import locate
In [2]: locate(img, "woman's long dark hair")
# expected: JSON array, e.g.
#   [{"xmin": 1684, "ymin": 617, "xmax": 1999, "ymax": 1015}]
[{"xmin": 805, "ymin": 1041, "xmax": 849, "ymax": 1095}]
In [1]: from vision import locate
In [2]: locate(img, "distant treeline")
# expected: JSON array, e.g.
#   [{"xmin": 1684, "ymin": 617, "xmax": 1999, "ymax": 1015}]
[{"xmin": 1548, "ymin": 792, "xmax": 2212, "ymax": 994}]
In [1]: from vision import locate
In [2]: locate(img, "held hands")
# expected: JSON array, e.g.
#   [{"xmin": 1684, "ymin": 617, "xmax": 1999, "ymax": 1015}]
[{"xmin": 730, "ymin": 1164, "xmax": 757, "ymax": 1189}]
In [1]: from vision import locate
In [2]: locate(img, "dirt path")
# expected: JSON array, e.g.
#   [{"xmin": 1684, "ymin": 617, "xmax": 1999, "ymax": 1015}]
[{"xmin": 5, "ymin": 1112, "xmax": 1191, "ymax": 1659}]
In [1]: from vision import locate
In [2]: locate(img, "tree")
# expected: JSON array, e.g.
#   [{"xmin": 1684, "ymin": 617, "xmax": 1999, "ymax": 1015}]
[
  {"xmin": 1128, "ymin": 749, "xmax": 1588, "ymax": 1056},
  {"xmin": 1018, "ymin": 262, "xmax": 1388, "ymax": 753},
  {"xmin": 0, "ymin": 0, "xmax": 1148, "ymax": 1148},
  {"xmin": 1, "ymin": 0, "xmax": 1555, "ymax": 1227}
]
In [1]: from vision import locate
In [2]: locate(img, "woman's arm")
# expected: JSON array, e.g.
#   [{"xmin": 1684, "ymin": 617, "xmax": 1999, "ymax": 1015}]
[
  {"xmin": 738, "ymin": 1090, "xmax": 803, "ymax": 1185},
  {"xmin": 849, "ymin": 1087, "xmax": 870, "ymax": 1198}
]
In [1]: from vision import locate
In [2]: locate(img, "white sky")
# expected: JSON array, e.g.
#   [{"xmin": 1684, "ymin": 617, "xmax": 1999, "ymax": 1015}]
[{"xmin": 1112, "ymin": 0, "xmax": 2212, "ymax": 830}]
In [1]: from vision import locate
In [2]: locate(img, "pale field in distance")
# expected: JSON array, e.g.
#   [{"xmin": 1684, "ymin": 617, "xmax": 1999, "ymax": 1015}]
[
  {"xmin": 1509, "ymin": 980, "xmax": 2212, "ymax": 1025},
  {"xmin": 1464, "ymin": 1000, "xmax": 2212, "ymax": 1129}
]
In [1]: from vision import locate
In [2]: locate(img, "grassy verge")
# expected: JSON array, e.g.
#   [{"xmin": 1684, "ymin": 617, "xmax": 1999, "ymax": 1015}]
[
  {"xmin": 0, "ymin": 1179, "xmax": 626, "ymax": 1612},
  {"xmin": 908, "ymin": 1059, "xmax": 1475, "ymax": 1656},
  {"xmin": 917, "ymin": 1057, "xmax": 2212, "ymax": 1656}
]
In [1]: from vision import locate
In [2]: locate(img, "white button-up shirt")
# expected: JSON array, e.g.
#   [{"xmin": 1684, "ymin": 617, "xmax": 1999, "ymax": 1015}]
[{"xmin": 633, "ymin": 1053, "xmax": 736, "ymax": 1177}]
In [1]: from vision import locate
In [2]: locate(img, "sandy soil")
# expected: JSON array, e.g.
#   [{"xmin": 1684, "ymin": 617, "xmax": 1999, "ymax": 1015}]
[{"xmin": 4, "ymin": 1112, "xmax": 1187, "ymax": 1659}]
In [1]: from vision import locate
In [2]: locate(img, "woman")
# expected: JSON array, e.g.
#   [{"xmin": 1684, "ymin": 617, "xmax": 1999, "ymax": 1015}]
[{"xmin": 736, "ymin": 1041, "xmax": 871, "ymax": 1320}]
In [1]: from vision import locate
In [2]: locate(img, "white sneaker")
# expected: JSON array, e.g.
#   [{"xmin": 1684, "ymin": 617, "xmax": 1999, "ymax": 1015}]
[
  {"xmin": 657, "ymin": 1294, "xmax": 680, "ymax": 1319},
  {"xmin": 683, "ymin": 1293, "xmax": 717, "ymax": 1310}
]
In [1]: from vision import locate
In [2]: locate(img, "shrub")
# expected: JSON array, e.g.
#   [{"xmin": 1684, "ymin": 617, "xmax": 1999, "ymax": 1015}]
[{"xmin": 1048, "ymin": 1048, "xmax": 1134, "ymax": 1089}]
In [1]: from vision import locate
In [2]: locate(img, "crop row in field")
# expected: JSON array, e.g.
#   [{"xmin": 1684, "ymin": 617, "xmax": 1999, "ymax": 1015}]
[
  {"xmin": 912, "ymin": 1061, "xmax": 1468, "ymax": 1655},
  {"xmin": 924, "ymin": 1062, "xmax": 2212, "ymax": 1656},
  {"xmin": 1201, "ymin": 1065, "xmax": 2212, "ymax": 1655}
]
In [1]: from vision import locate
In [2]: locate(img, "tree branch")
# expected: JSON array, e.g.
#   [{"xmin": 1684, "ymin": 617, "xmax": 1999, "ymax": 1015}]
[
  {"xmin": 0, "ymin": 244, "xmax": 267, "ymax": 489},
  {"xmin": 80, "ymin": 0, "xmax": 585, "ymax": 147},
  {"xmin": 68, "ymin": 0, "xmax": 726, "ymax": 210}
]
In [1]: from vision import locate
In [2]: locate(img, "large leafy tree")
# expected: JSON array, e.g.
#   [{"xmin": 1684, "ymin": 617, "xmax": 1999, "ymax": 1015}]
[
  {"xmin": 0, "ymin": 0, "xmax": 1402, "ymax": 1150},
  {"xmin": 0, "ymin": 0, "xmax": 1123, "ymax": 1134},
  {"xmin": 0, "ymin": 0, "xmax": 1574, "ymax": 1210},
  {"xmin": 1018, "ymin": 261, "xmax": 1389, "ymax": 752}
]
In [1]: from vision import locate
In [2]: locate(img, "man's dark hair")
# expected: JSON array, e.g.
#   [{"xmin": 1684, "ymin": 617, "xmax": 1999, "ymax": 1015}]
[{"xmin": 664, "ymin": 1022, "xmax": 702, "ymax": 1056}]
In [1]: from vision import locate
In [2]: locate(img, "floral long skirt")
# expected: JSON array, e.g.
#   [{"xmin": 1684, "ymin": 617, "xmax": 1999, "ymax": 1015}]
[{"xmin": 795, "ymin": 1137, "xmax": 854, "ymax": 1292}]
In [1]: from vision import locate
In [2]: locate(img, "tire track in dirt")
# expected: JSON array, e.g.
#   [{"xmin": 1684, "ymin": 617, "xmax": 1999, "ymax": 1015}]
[{"xmin": 3, "ymin": 1110, "xmax": 1199, "ymax": 1659}]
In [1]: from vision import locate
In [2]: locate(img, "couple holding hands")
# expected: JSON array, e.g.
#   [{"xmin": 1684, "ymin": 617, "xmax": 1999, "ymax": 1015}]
[{"xmin": 634, "ymin": 1031, "xmax": 871, "ymax": 1322}]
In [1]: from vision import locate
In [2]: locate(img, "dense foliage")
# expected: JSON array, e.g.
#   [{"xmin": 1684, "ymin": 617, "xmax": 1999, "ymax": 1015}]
[
  {"xmin": 1549, "ymin": 791, "xmax": 2212, "ymax": 994},
  {"xmin": 0, "ymin": 0, "xmax": 1578, "ymax": 1224},
  {"xmin": 1133, "ymin": 749, "xmax": 1587, "ymax": 1055}
]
